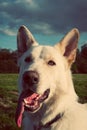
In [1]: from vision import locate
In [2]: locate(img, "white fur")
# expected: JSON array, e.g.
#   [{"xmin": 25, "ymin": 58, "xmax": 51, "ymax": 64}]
[{"xmin": 17, "ymin": 25, "xmax": 87, "ymax": 130}]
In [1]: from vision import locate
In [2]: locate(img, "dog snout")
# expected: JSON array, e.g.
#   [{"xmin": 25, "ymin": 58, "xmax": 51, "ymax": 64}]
[{"xmin": 23, "ymin": 71, "xmax": 39, "ymax": 85}]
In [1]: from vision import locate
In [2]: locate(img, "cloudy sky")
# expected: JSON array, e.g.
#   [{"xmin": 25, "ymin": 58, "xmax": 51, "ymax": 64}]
[{"xmin": 0, "ymin": 0, "xmax": 87, "ymax": 50}]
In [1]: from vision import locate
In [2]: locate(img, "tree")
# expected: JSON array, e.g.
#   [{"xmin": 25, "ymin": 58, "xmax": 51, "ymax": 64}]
[
  {"xmin": 76, "ymin": 44, "xmax": 87, "ymax": 73},
  {"xmin": 0, "ymin": 49, "xmax": 18, "ymax": 73}
]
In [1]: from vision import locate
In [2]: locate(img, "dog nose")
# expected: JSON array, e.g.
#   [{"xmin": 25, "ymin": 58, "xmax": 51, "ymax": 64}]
[{"xmin": 23, "ymin": 71, "xmax": 39, "ymax": 85}]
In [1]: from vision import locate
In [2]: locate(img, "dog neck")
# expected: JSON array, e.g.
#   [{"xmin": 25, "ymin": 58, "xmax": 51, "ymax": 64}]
[{"xmin": 37, "ymin": 112, "xmax": 64, "ymax": 130}]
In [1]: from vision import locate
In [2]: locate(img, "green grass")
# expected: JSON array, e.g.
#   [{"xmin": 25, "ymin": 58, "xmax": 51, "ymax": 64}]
[
  {"xmin": 73, "ymin": 74, "xmax": 87, "ymax": 103},
  {"xmin": 0, "ymin": 74, "xmax": 87, "ymax": 130},
  {"xmin": 0, "ymin": 74, "xmax": 20, "ymax": 130}
]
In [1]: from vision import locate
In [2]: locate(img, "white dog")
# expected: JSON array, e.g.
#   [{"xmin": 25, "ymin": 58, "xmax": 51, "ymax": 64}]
[{"xmin": 15, "ymin": 25, "xmax": 87, "ymax": 130}]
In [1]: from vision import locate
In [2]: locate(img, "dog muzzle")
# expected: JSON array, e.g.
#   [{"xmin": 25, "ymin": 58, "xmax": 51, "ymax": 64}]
[{"xmin": 15, "ymin": 89, "xmax": 50, "ymax": 127}]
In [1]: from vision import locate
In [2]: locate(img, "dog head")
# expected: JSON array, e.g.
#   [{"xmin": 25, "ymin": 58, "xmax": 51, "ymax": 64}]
[{"xmin": 16, "ymin": 25, "xmax": 79, "ymax": 127}]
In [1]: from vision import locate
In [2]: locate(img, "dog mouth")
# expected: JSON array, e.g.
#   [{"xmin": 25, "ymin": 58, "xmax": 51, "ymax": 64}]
[
  {"xmin": 15, "ymin": 88, "xmax": 50, "ymax": 127},
  {"xmin": 24, "ymin": 89, "xmax": 50, "ymax": 112}
]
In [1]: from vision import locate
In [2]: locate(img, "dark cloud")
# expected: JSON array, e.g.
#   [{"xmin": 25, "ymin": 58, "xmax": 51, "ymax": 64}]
[{"xmin": 0, "ymin": 0, "xmax": 87, "ymax": 36}]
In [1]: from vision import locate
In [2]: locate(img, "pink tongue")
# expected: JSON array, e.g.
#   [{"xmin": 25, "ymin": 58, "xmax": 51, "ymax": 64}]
[
  {"xmin": 24, "ymin": 93, "xmax": 39, "ymax": 104},
  {"xmin": 16, "ymin": 102, "xmax": 24, "ymax": 127},
  {"xmin": 15, "ymin": 92, "xmax": 39, "ymax": 127}
]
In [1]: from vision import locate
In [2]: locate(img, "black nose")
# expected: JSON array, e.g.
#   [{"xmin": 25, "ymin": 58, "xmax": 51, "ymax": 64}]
[{"xmin": 23, "ymin": 71, "xmax": 39, "ymax": 85}]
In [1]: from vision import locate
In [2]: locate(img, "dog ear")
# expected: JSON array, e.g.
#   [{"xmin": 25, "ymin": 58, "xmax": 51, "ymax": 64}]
[
  {"xmin": 17, "ymin": 25, "xmax": 38, "ymax": 58},
  {"xmin": 55, "ymin": 28, "xmax": 80, "ymax": 66}
]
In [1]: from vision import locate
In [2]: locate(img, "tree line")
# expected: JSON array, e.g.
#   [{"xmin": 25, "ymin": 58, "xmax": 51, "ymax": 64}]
[
  {"xmin": 0, "ymin": 44, "xmax": 87, "ymax": 73},
  {"xmin": 72, "ymin": 44, "xmax": 87, "ymax": 73},
  {"xmin": 0, "ymin": 49, "xmax": 18, "ymax": 73}
]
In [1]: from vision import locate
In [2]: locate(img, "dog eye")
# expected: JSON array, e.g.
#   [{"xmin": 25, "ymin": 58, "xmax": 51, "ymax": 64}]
[
  {"xmin": 48, "ymin": 60, "xmax": 56, "ymax": 66},
  {"xmin": 25, "ymin": 56, "xmax": 32, "ymax": 63}
]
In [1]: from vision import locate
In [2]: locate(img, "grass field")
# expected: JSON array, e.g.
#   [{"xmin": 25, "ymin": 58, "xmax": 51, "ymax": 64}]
[{"xmin": 0, "ymin": 74, "xmax": 87, "ymax": 130}]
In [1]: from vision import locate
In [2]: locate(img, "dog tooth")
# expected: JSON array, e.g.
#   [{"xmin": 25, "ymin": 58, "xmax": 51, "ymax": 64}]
[{"xmin": 24, "ymin": 99, "xmax": 28, "ymax": 104}]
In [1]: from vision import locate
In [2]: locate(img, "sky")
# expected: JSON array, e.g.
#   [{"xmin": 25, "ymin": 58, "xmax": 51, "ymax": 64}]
[{"xmin": 0, "ymin": 0, "xmax": 87, "ymax": 50}]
